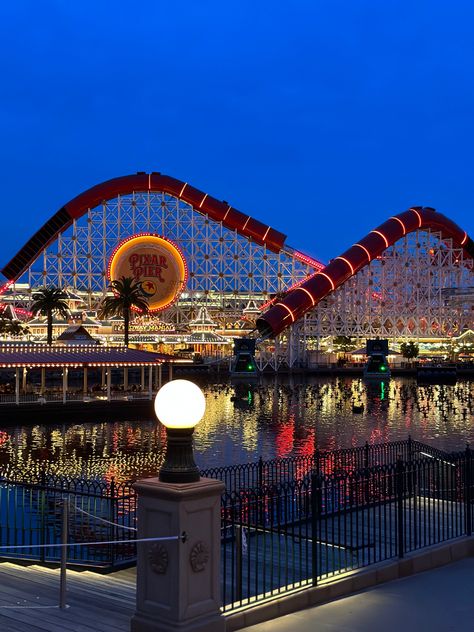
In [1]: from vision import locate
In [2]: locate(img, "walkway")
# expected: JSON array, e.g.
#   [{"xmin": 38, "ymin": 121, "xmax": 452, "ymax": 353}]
[
  {"xmin": 0, "ymin": 562, "xmax": 135, "ymax": 631},
  {"xmin": 1, "ymin": 557, "xmax": 473, "ymax": 631},
  {"xmin": 241, "ymin": 556, "xmax": 474, "ymax": 632}
]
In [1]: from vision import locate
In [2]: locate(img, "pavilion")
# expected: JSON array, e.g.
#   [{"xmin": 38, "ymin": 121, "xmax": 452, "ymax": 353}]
[{"xmin": 0, "ymin": 344, "xmax": 173, "ymax": 405}]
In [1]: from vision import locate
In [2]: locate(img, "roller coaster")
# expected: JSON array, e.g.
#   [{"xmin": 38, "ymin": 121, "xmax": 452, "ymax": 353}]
[{"xmin": 1, "ymin": 172, "xmax": 472, "ymax": 369}]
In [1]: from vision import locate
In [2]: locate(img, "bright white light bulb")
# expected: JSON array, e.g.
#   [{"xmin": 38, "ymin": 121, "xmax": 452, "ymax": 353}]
[{"xmin": 154, "ymin": 379, "xmax": 206, "ymax": 429}]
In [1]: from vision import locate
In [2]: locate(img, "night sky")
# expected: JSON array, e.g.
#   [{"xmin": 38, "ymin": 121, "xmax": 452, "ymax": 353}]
[{"xmin": 1, "ymin": 1, "xmax": 473, "ymax": 272}]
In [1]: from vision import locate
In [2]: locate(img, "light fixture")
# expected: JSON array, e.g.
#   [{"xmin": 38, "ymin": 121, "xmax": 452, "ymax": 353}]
[{"xmin": 154, "ymin": 379, "xmax": 205, "ymax": 483}]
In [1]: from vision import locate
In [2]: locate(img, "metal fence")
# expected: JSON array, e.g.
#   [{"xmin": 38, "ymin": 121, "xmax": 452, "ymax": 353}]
[
  {"xmin": 0, "ymin": 473, "xmax": 136, "ymax": 568},
  {"xmin": 220, "ymin": 446, "xmax": 473, "ymax": 611},
  {"xmin": 0, "ymin": 438, "xmax": 472, "ymax": 614},
  {"xmin": 201, "ymin": 437, "xmax": 451, "ymax": 492}
]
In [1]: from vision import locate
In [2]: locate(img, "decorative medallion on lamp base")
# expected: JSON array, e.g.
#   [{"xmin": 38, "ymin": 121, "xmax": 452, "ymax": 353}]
[{"xmin": 130, "ymin": 477, "xmax": 226, "ymax": 632}]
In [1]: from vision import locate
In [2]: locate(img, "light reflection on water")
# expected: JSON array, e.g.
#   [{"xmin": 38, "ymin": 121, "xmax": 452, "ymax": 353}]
[{"xmin": 0, "ymin": 376, "xmax": 472, "ymax": 482}]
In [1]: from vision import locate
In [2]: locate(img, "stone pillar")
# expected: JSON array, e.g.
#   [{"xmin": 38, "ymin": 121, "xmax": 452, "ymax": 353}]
[
  {"xmin": 141, "ymin": 366, "xmax": 145, "ymax": 391},
  {"xmin": 130, "ymin": 477, "xmax": 225, "ymax": 632},
  {"xmin": 168, "ymin": 363, "xmax": 173, "ymax": 382},
  {"xmin": 40, "ymin": 367, "xmax": 46, "ymax": 395},
  {"xmin": 124, "ymin": 367, "xmax": 129, "ymax": 391},
  {"xmin": 158, "ymin": 364, "xmax": 162, "ymax": 389},
  {"xmin": 101, "ymin": 367, "xmax": 106, "ymax": 387},
  {"xmin": 22, "ymin": 368, "xmax": 27, "ymax": 392}
]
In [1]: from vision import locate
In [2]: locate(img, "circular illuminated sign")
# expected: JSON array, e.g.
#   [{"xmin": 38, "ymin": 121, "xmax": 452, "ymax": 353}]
[{"xmin": 108, "ymin": 234, "xmax": 188, "ymax": 313}]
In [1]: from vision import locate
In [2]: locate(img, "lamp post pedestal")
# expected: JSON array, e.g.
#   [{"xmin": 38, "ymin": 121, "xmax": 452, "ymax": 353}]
[{"xmin": 130, "ymin": 477, "xmax": 225, "ymax": 632}]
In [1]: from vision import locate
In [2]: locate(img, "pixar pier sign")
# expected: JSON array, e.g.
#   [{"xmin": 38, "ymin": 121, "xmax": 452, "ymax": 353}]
[{"xmin": 108, "ymin": 234, "xmax": 188, "ymax": 312}]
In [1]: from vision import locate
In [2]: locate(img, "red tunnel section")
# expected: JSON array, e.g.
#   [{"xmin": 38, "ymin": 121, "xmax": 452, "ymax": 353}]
[
  {"xmin": 256, "ymin": 207, "xmax": 474, "ymax": 339},
  {"xmin": 2, "ymin": 172, "xmax": 287, "ymax": 282}
]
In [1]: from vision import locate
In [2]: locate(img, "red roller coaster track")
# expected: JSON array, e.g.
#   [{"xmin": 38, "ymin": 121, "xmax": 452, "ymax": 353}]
[
  {"xmin": 1, "ymin": 172, "xmax": 288, "ymax": 282},
  {"xmin": 256, "ymin": 206, "xmax": 474, "ymax": 339}
]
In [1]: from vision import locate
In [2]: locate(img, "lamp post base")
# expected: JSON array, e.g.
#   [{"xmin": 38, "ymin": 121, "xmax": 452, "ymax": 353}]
[
  {"xmin": 159, "ymin": 427, "xmax": 200, "ymax": 484},
  {"xmin": 130, "ymin": 477, "xmax": 225, "ymax": 632},
  {"xmin": 131, "ymin": 611, "xmax": 225, "ymax": 632}
]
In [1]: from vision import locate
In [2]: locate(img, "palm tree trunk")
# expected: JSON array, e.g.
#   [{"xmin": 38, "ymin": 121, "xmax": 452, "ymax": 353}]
[
  {"xmin": 123, "ymin": 307, "xmax": 130, "ymax": 347},
  {"xmin": 47, "ymin": 310, "xmax": 53, "ymax": 345}
]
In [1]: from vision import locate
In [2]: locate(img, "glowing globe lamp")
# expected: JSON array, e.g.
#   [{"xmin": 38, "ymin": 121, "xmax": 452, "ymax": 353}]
[{"xmin": 154, "ymin": 379, "xmax": 206, "ymax": 483}]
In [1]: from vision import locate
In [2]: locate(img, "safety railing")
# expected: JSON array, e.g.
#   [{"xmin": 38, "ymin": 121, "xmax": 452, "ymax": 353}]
[
  {"xmin": 220, "ymin": 445, "xmax": 473, "ymax": 611},
  {"xmin": 0, "ymin": 438, "xmax": 471, "ymax": 614}
]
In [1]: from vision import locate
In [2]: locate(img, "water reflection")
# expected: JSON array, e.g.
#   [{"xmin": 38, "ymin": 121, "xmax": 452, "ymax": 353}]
[{"xmin": 0, "ymin": 377, "xmax": 472, "ymax": 482}]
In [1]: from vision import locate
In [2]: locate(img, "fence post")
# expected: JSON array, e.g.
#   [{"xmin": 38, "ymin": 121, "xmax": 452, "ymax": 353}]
[
  {"xmin": 311, "ymin": 471, "xmax": 321, "ymax": 586},
  {"xmin": 257, "ymin": 456, "xmax": 263, "ymax": 489},
  {"xmin": 364, "ymin": 441, "xmax": 369, "ymax": 469},
  {"xmin": 40, "ymin": 470, "xmax": 46, "ymax": 563},
  {"xmin": 59, "ymin": 498, "xmax": 68, "ymax": 609},
  {"xmin": 396, "ymin": 457, "xmax": 405, "ymax": 559},
  {"xmin": 235, "ymin": 525, "xmax": 243, "ymax": 602},
  {"xmin": 109, "ymin": 478, "xmax": 116, "ymax": 567},
  {"xmin": 464, "ymin": 444, "xmax": 472, "ymax": 536}
]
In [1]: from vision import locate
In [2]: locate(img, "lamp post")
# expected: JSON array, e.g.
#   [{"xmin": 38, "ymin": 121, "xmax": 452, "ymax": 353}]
[
  {"xmin": 131, "ymin": 378, "xmax": 226, "ymax": 632},
  {"xmin": 154, "ymin": 379, "xmax": 205, "ymax": 483}
]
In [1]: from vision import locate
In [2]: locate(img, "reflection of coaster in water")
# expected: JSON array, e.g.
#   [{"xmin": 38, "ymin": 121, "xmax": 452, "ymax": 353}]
[{"xmin": 141, "ymin": 280, "xmax": 157, "ymax": 297}]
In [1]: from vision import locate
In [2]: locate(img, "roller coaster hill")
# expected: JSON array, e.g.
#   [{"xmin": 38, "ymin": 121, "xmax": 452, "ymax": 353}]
[{"xmin": 0, "ymin": 172, "xmax": 473, "ymax": 371}]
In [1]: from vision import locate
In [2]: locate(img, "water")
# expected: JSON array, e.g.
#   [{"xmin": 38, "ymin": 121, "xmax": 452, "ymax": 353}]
[{"xmin": 0, "ymin": 376, "xmax": 472, "ymax": 482}]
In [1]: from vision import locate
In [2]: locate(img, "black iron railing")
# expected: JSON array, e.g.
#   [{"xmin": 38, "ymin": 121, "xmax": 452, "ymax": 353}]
[
  {"xmin": 220, "ymin": 445, "xmax": 473, "ymax": 611},
  {"xmin": 0, "ymin": 438, "xmax": 472, "ymax": 614},
  {"xmin": 201, "ymin": 437, "xmax": 452, "ymax": 492},
  {"xmin": 0, "ymin": 473, "xmax": 136, "ymax": 567}
]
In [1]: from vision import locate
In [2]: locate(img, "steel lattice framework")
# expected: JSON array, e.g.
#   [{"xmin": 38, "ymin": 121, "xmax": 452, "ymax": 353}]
[
  {"xmin": 1, "ymin": 174, "xmax": 473, "ymax": 368},
  {"xmin": 308, "ymin": 230, "xmax": 473, "ymax": 338},
  {"xmin": 257, "ymin": 231, "xmax": 473, "ymax": 370},
  {"xmin": 18, "ymin": 192, "xmax": 313, "ymax": 326}
]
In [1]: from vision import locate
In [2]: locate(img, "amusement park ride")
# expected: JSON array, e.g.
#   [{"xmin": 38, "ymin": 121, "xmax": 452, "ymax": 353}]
[{"xmin": 0, "ymin": 172, "xmax": 472, "ymax": 370}]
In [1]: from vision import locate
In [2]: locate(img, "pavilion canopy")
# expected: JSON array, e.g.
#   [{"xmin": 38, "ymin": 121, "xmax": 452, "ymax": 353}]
[{"xmin": 0, "ymin": 345, "xmax": 171, "ymax": 368}]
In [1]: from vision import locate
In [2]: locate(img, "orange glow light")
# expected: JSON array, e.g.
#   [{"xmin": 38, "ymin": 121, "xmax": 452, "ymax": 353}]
[
  {"xmin": 410, "ymin": 208, "xmax": 422, "ymax": 227},
  {"xmin": 316, "ymin": 272, "xmax": 335, "ymax": 291},
  {"xmin": 199, "ymin": 193, "xmax": 208, "ymax": 208},
  {"xmin": 178, "ymin": 182, "xmax": 188, "ymax": 198},
  {"xmin": 242, "ymin": 216, "xmax": 251, "ymax": 231},
  {"xmin": 390, "ymin": 216, "xmax": 407, "ymax": 235},
  {"xmin": 353, "ymin": 243, "xmax": 372, "ymax": 262},
  {"xmin": 275, "ymin": 302, "xmax": 295, "ymax": 322},
  {"xmin": 371, "ymin": 230, "xmax": 389, "ymax": 249},
  {"xmin": 461, "ymin": 232, "xmax": 468, "ymax": 245},
  {"xmin": 295, "ymin": 286, "xmax": 315, "ymax": 306},
  {"xmin": 335, "ymin": 256, "xmax": 354, "ymax": 275}
]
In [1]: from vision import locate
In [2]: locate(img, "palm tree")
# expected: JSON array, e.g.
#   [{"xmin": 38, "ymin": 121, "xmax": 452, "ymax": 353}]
[
  {"xmin": 7, "ymin": 321, "xmax": 29, "ymax": 337},
  {"xmin": 31, "ymin": 287, "xmax": 70, "ymax": 345},
  {"xmin": 99, "ymin": 276, "xmax": 149, "ymax": 347},
  {"xmin": 400, "ymin": 341, "xmax": 419, "ymax": 365}
]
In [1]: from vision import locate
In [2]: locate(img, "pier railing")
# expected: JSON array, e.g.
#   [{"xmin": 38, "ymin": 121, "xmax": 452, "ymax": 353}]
[
  {"xmin": 220, "ymin": 445, "xmax": 473, "ymax": 611},
  {"xmin": 0, "ymin": 438, "xmax": 472, "ymax": 613}
]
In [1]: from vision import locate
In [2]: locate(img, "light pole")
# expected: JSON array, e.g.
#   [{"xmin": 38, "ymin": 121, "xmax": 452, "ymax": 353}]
[{"xmin": 132, "ymin": 378, "xmax": 225, "ymax": 632}]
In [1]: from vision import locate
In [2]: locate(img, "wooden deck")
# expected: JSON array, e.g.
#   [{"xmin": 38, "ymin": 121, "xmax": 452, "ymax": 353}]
[{"xmin": 0, "ymin": 563, "xmax": 136, "ymax": 631}]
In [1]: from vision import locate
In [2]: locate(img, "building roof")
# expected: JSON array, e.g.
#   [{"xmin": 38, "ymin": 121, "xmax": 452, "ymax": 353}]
[
  {"xmin": 187, "ymin": 332, "xmax": 229, "ymax": 344},
  {"xmin": 56, "ymin": 325, "xmax": 97, "ymax": 342},
  {"xmin": 0, "ymin": 345, "xmax": 171, "ymax": 368}
]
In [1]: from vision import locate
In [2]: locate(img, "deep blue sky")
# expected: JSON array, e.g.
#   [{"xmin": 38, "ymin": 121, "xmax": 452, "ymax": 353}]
[{"xmin": 1, "ymin": 1, "xmax": 473, "ymax": 270}]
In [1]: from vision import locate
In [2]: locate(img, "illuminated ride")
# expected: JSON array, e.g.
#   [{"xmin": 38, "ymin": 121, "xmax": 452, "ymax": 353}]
[{"xmin": 0, "ymin": 173, "xmax": 472, "ymax": 370}]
